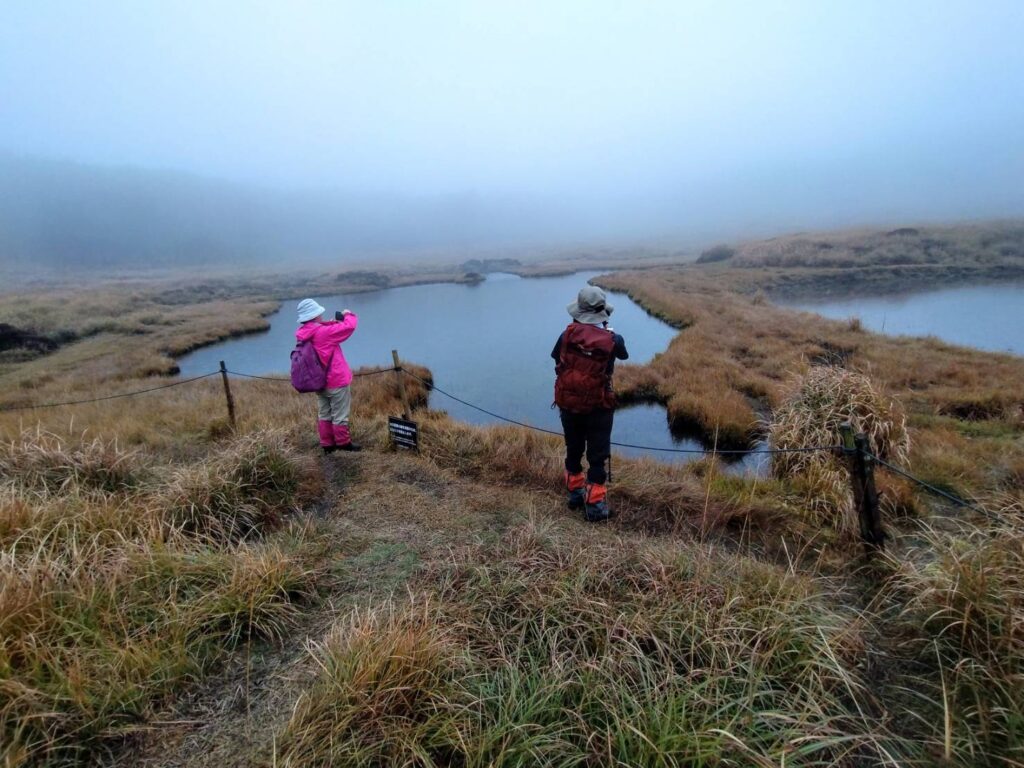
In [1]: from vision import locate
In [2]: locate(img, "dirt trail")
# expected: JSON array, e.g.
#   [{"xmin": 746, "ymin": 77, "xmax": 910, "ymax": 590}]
[{"xmin": 112, "ymin": 447, "xmax": 606, "ymax": 767}]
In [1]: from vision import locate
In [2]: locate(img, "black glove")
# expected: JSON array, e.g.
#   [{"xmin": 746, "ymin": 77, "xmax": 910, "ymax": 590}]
[{"xmin": 335, "ymin": 310, "xmax": 344, "ymax": 321}]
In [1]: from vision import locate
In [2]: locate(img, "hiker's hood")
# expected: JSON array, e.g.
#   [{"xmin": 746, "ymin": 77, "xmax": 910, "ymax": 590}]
[{"xmin": 295, "ymin": 322, "xmax": 320, "ymax": 341}]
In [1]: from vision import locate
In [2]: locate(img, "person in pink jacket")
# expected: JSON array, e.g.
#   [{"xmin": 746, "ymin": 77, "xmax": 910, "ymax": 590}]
[{"xmin": 294, "ymin": 298, "xmax": 362, "ymax": 453}]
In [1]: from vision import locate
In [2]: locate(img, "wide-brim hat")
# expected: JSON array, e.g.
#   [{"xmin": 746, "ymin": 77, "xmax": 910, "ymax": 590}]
[
  {"xmin": 297, "ymin": 298, "xmax": 326, "ymax": 324},
  {"xmin": 567, "ymin": 285, "xmax": 614, "ymax": 325}
]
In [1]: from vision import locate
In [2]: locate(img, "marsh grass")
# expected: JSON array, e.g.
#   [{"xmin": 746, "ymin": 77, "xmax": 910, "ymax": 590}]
[
  {"xmin": 882, "ymin": 509, "xmax": 1024, "ymax": 762},
  {"xmin": 0, "ymin": 263, "xmax": 493, "ymax": 399},
  {"xmin": 0, "ymin": 429, "xmax": 146, "ymax": 494},
  {"xmin": 0, "ymin": 427, "xmax": 324, "ymax": 765},
  {"xmin": 0, "ymin": 355, "xmax": 1020, "ymax": 766},
  {"xmin": 278, "ymin": 520, "xmax": 899, "ymax": 767},
  {"xmin": 729, "ymin": 221, "xmax": 1024, "ymax": 273},
  {"xmin": 414, "ymin": 415, "xmax": 758, "ymax": 535},
  {"xmin": 279, "ymin": 600, "xmax": 463, "ymax": 767},
  {"xmin": 162, "ymin": 431, "xmax": 317, "ymax": 541}
]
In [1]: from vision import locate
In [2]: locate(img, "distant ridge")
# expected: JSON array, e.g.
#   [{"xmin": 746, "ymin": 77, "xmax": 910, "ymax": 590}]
[{"xmin": 0, "ymin": 154, "xmax": 569, "ymax": 269}]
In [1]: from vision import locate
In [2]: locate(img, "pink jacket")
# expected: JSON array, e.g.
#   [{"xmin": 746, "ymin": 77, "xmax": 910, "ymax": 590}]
[{"xmin": 295, "ymin": 313, "xmax": 358, "ymax": 388}]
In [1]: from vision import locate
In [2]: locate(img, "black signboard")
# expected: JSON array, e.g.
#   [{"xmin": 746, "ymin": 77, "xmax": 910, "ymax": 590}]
[{"xmin": 388, "ymin": 416, "xmax": 419, "ymax": 451}]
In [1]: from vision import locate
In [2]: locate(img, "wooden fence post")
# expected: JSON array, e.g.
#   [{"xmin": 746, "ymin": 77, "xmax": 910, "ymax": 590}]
[
  {"xmin": 839, "ymin": 421, "xmax": 885, "ymax": 553},
  {"xmin": 391, "ymin": 350, "xmax": 411, "ymax": 420},
  {"xmin": 219, "ymin": 360, "xmax": 237, "ymax": 431}
]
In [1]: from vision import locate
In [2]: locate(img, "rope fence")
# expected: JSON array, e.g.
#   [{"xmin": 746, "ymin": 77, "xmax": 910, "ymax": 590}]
[
  {"xmin": 864, "ymin": 450, "xmax": 991, "ymax": 517},
  {"xmin": 400, "ymin": 369, "xmax": 842, "ymax": 456},
  {"xmin": 0, "ymin": 357, "xmax": 1003, "ymax": 535},
  {"xmin": 0, "ymin": 371, "xmax": 222, "ymax": 413},
  {"xmin": 228, "ymin": 368, "xmax": 396, "ymax": 382}
]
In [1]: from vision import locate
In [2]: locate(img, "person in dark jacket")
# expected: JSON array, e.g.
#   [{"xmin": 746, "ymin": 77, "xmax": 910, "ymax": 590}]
[{"xmin": 552, "ymin": 285, "xmax": 628, "ymax": 521}]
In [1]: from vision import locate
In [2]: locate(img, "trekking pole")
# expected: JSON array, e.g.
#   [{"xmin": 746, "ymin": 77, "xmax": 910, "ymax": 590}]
[
  {"xmin": 392, "ymin": 349, "xmax": 412, "ymax": 420},
  {"xmin": 219, "ymin": 360, "xmax": 237, "ymax": 431}
]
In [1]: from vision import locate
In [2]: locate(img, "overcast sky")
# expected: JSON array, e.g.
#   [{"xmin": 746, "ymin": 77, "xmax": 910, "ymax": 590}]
[{"xmin": 2, "ymin": 1, "xmax": 1023, "ymax": 245}]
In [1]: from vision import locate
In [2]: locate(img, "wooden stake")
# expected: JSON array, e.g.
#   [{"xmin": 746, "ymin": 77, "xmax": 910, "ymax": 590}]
[
  {"xmin": 840, "ymin": 422, "xmax": 885, "ymax": 553},
  {"xmin": 219, "ymin": 360, "xmax": 236, "ymax": 431},
  {"xmin": 392, "ymin": 349, "xmax": 411, "ymax": 420},
  {"xmin": 854, "ymin": 432, "xmax": 885, "ymax": 551}
]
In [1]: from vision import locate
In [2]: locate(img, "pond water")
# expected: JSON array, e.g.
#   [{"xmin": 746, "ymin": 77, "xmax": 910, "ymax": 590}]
[
  {"xmin": 779, "ymin": 283, "xmax": 1024, "ymax": 356},
  {"xmin": 178, "ymin": 272, "xmax": 762, "ymax": 469}
]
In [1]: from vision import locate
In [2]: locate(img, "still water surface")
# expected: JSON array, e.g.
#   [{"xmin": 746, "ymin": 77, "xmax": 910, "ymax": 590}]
[
  {"xmin": 178, "ymin": 272, "xmax": 756, "ymax": 467},
  {"xmin": 779, "ymin": 283, "xmax": 1024, "ymax": 356}
]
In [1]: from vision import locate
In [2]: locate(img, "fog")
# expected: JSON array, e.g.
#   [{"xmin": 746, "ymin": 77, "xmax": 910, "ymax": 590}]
[{"xmin": 2, "ymin": 1, "xmax": 1023, "ymax": 269}]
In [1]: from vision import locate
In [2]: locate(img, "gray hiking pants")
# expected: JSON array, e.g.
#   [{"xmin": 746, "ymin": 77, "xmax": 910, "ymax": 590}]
[{"xmin": 316, "ymin": 386, "xmax": 351, "ymax": 426}]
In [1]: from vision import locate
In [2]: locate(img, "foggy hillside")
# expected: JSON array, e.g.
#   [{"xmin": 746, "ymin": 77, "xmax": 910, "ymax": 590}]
[
  {"xmin": 0, "ymin": 155, "xmax": 587, "ymax": 269},
  {"xmin": 5, "ymin": 151, "xmax": 1023, "ymax": 273}
]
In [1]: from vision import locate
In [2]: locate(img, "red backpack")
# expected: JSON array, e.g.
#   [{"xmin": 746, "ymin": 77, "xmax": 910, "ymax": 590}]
[{"xmin": 554, "ymin": 323, "xmax": 616, "ymax": 413}]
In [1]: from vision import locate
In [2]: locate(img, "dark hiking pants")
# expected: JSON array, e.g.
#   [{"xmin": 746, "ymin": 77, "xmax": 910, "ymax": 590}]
[{"xmin": 560, "ymin": 408, "xmax": 613, "ymax": 485}]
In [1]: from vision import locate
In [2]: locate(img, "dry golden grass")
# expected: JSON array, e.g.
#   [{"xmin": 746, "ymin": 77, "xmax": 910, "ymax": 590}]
[
  {"xmin": 0, "ymin": 428, "xmax": 325, "ymax": 764},
  {"xmin": 678, "ymin": 221, "xmax": 1024, "ymax": 300},
  {"xmin": 278, "ymin": 600, "xmax": 460, "ymax": 767},
  {"xmin": 0, "ymin": 363, "xmax": 443, "ymax": 765},
  {"xmin": 0, "ymin": 263, "xmax": 482, "ymax": 401},
  {"xmin": 730, "ymin": 220, "xmax": 1024, "ymax": 272},
  {"xmin": 0, "ymin": 295, "xmax": 276, "ymax": 396},
  {"xmin": 881, "ymin": 506, "xmax": 1024, "ymax": 762},
  {"xmin": 0, "ymin": 347, "xmax": 1020, "ymax": 765}
]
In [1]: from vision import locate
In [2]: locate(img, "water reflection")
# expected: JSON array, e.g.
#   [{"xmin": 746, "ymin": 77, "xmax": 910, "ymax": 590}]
[{"xmin": 613, "ymin": 403, "xmax": 770, "ymax": 476}]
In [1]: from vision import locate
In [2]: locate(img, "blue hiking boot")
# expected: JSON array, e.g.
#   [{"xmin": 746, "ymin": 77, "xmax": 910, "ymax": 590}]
[
  {"xmin": 567, "ymin": 487, "xmax": 586, "ymax": 510},
  {"xmin": 584, "ymin": 484, "xmax": 610, "ymax": 522},
  {"xmin": 565, "ymin": 471, "xmax": 586, "ymax": 511},
  {"xmin": 585, "ymin": 499, "xmax": 610, "ymax": 522}
]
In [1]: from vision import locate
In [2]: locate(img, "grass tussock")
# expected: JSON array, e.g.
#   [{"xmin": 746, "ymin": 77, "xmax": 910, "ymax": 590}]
[
  {"xmin": 883, "ymin": 508, "xmax": 1024, "ymax": 761},
  {"xmin": 279, "ymin": 600, "xmax": 460, "ymax": 767},
  {"xmin": 278, "ymin": 520, "xmax": 896, "ymax": 767},
  {"xmin": 0, "ymin": 427, "xmax": 323, "ymax": 765},
  {"xmin": 768, "ymin": 366, "xmax": 910, "ymax": 535},
  {"xmin": 163, "ymin": 430, "xmax": 319, "ymax": 541},
  {"xmin": 0, "ymin": 429, "xmax": 145, "ymax": 494}
]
